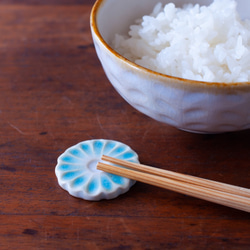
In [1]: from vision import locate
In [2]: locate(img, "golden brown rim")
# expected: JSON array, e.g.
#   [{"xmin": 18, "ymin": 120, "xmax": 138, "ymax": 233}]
[{"xmin": 90, "ymin": 0, "xmax": 250, "ymax": 88}]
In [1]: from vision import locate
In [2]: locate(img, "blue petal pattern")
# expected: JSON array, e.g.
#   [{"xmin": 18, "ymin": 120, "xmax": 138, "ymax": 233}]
[
  {"xmin": 68, "ymin": 148, "xmax": 86, "ymax": 159},
  {"xmin": 72, "ymin": 175, "xmax": 88, "ymax": 188},
  {"xmin": 59, "ymin": 155, "xmax": 81, "ymax": 164},
  {"xmin": 106, "ymin": 173, "xmax": 125, "ymax": 185},
  {"xmin": 57, "ymin": 164, "xmax": 81, "ymax": 171},
  {"xmin": 80, "ymin": 143, "xmax": 92, "ymax": 155},
  {"xmin": 93, "ymin": 140, "xmax": 104, "ymax": 155},
  {"xmin": 122, "ymin": 152, "xmax": 137, "ymax": 160},
  {"xmin": 87, "ymin": 177, "xmax": 99, "ymax": 194},
  {"xmin": 61, "ymin": 170, "xmax": 83, "ymax": 181},
  {"xmin": 101, "ymin": 174, "xmax": 113, "ymax": 191},
  {"xmin": 55, "ymin": 139, "xmax": 139, "ymax": 201},
  {"xmin": 102, "ymin": 141, "xmax": 116, "ymax": 155},
  {"xmin": 109, "ymin": 146, "xmax": 125, "ymax": 156}
]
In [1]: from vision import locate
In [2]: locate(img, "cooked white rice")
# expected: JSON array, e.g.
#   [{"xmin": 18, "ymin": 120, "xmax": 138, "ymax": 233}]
[{"xmin": 112, "ymin": 0, "xmax": 250, "ymax": 83}]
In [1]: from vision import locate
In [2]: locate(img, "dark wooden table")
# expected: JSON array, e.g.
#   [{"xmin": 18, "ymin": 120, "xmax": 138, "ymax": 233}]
[{"xmin": 0, "ymin": 0, "xmax": 249, "ymax": 249}]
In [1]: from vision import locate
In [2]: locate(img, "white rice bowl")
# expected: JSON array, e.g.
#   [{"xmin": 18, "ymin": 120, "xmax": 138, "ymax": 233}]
[{"xmin": 113, "ymin": 0, "xmax": 250, "ymax": 83}]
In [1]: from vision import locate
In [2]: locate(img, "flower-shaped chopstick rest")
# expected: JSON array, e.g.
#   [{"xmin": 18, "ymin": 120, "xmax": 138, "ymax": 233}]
[{"xmin": 55, "ymin": 139, "xmax": 139, "ymax": 201}]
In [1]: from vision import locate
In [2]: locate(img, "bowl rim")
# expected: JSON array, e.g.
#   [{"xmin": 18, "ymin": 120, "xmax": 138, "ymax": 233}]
[{"xmin": 90, "ymin": 0, "xmax": 250, "ymax": 88}]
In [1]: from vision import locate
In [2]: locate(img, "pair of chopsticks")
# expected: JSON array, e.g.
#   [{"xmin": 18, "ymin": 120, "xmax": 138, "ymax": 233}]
[{"xmin": 97, "ymin": 155, "xmax": 250, "ymax": 213}]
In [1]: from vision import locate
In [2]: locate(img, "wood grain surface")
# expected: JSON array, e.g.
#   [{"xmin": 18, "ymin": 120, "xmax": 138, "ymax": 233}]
[{"xmin": 0, "ymin": 1, "xmax": 249, "ymax": 249}]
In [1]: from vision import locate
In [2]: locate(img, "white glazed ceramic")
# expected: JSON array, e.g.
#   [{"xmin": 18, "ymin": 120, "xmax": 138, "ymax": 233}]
[
  {"xmin": 90, "ymin": 0, "xmax": 250, "ymax": 133},
  {"xmin": 55, "ymin": 139, "xmax": 139, "ymax": 201}
]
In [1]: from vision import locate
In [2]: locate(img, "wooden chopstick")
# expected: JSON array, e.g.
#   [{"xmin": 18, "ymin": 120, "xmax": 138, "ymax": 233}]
[
  {"xmin": 97, "ymin": 155, "xmax": 250, "ymax": 213},
  {"xmin": 101, "ymin": 155, "xmax": 250, "ymax": 198}
]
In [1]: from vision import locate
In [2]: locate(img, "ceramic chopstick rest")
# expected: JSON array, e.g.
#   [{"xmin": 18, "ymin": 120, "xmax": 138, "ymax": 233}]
[{"xmin": 55, "ymin": 139, "xmax": 139, "ymax": 201}]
